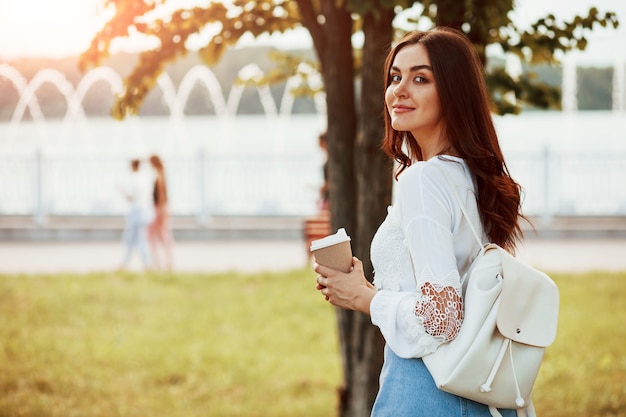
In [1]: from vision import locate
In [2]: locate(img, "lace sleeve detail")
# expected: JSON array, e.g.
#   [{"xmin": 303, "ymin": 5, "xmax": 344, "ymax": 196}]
[
  {"xmin": 414, "ymin": 267, "xmax": 463, "ymax": 342},
  {"xmin": 415, "ymin": 282, "xmax": 463, "ymax": 341}
]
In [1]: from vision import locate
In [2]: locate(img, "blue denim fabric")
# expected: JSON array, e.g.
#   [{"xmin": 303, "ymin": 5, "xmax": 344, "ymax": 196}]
[
  {"xmin": 121, "ymin": 206, "xmax": 152, "ymax": 267},
  {"xmin": 371, "ymin": 345, "xmax": 517, "ymax": 417}
]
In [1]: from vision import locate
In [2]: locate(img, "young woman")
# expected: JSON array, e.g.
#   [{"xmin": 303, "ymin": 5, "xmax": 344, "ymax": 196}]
[
  {"xmin": 148, "ymin": 154, "xmax": 174, "ymax": 270},
  {"xmin": 314, "ymin": 27, "xmax": 525, "ymax": 416}
]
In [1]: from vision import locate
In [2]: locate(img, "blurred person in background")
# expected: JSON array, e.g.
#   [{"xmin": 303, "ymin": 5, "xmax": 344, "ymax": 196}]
[
  {"xmin": 318, "ymin": 131, "xmax": 329, "ymax": 211},
  {"xmin": 148, "ymin": 154, "xmax": 174, "ymax": 270},
  {"xmin": 117, "ymin": 158, "xmax": 154, "ymax": 271}
]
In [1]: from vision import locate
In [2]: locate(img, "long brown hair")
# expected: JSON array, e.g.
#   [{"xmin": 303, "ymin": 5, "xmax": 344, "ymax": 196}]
[
  {"xmin": 381, "ymin": 27, "xmax": 525, "ymax": 251},
  {"xmin": 149, "ymin": 154, "xmax": 168, "ymax": 205}
]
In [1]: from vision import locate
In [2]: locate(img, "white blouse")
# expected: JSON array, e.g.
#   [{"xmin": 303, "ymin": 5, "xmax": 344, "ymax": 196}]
[{"xmin": 369, "ymin": 156, "xmax": 485, "ymax": 358}]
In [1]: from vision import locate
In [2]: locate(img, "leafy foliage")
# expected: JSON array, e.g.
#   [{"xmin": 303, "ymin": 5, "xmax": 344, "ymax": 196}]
[
  {"xmin": 487, "ymin": 67, "xmax": 561, "ymax": 114},
  {"xmin": 502, "ymin": 7, "xmax": 619, "ymax": 64},
  {"xmin": 81, "ymin": 0, "xmax": 302, "ymax": 119},
  {"xmin": 417, "ymin": 0, "xmax": 619, "ymax": 113},
  {"xmin": 80, "ymin": 0, "xmax": 619, "ymax": 118}
]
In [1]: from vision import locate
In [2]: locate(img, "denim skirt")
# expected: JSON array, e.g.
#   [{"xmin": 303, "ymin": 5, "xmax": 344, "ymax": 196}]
[{"xmin": 371, "ymin": 345, "xmax": 517, "ymax": 417}]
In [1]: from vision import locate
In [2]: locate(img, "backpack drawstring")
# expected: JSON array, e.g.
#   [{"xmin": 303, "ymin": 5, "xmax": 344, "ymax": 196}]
[
  {"xmin": 509, "ymin": 341, "xmax": 526, "ymax": 408},
  {"xmin": 480, "ymin": 338, "xmax": 510, "ymax": 394},
  {"xmin": 481, "ymin": 338, "xmax": 526, "ymax": 408}
]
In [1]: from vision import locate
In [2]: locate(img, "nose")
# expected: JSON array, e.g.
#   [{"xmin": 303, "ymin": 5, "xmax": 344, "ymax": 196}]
[{"xmin": 393, "ymin": 81, "xmax": 408, "ymax": 98}]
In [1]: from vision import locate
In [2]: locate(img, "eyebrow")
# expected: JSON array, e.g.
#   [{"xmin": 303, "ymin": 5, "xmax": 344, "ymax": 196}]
[{"xmin": 391, "ymin": 64, "xmax": 433, "ymax": 72}]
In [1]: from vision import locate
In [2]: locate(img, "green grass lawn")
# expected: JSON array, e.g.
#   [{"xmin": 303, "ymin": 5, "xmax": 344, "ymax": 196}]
[
  {"xmin": 532, "ymin": 271, "xmax": 626, "ymax": 417},
  {"xmin": 0, "ymin": 269, "xmax": 624, "ymax": 417}
]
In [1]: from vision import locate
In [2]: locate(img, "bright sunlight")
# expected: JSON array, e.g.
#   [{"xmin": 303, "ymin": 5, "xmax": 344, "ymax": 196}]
[
  {"xmin": 0, "ymin": 0, "xmax": 104, "ymax": 58},
  {"xmin": 0, "ymin": 0, "xmax": 623, "ymax": 64}
]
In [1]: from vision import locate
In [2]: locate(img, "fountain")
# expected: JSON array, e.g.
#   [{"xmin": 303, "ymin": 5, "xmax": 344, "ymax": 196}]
[
  {"xmin": 170, "ymin": 65, "xmax": 227, "ymax": 119},
  {"xmin": 0, "ymin": 61, "xmax": 327, "ymax": 148}
]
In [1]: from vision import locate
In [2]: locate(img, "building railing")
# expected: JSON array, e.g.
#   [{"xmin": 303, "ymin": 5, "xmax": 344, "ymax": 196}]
[
  {"xmin": 0, "ymin": 150, "xmax": 325, "ymax": 223},
  {"xmin": 507, "ymin": 149, "xmax": 626, "ymax": 221},
  {"xmin": 1, "ymin": 149, "xmax": 625, "ymax": 225}
]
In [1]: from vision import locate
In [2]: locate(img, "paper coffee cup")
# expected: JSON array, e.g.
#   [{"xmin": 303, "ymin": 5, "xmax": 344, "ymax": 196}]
[{"xmin": 310, "ymin": 228, "xmax": 353, "ymax": 273}]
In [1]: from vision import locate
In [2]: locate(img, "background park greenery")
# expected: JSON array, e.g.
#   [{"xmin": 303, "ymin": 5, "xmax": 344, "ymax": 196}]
[{"xmin": 0, "ymin": 268, "xmax": 624, "ymax": 417}]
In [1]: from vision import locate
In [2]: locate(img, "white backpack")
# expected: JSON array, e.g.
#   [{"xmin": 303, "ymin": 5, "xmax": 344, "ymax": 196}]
[{"xmin": 422, "ymin": 172, "xmax": 559, "ymax": 417}]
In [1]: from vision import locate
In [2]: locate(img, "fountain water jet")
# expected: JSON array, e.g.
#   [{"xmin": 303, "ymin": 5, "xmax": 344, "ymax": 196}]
[
  {"xmin": 10, "ymin": 69, "xmax": 76, "ymax": 136},
  {"xmin": 65, "ymin": 66, "xmax": 124, "ymax": 122},
  {"xmin": 172, "ymin": 65, "xmax": 227, "ymax": 120},
  {"xmin": 0, "ymin": 63, "xmax": 42, "ymax": 119},
  {"xmin": 59, "ymin": 66, "xmax": 126, "ymax": 153},
  {"xmin": 229, "ymin": 64, "xmax": 278, "ymax": 117},
  {"xmin": 279, "ymin": 62, "xmax": 325, "ymax": 117},
  {"xmin": 0, "ymin": 64, "xmax": 47, "ymax": 147}
]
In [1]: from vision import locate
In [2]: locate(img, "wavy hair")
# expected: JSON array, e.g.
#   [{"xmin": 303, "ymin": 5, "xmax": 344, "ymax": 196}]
[
  {"xmin": 381, "ymin": 27, "xmax": 526, "ymax": 251},
  {"xmin": 149, "ymin": 154, "xmax": 168, "ymax": 205}
]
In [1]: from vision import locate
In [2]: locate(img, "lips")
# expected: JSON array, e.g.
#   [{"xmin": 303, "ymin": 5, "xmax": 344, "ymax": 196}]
[{"xmin": 392, "ymin": 104, "xmax": 414, "ymax": 113}]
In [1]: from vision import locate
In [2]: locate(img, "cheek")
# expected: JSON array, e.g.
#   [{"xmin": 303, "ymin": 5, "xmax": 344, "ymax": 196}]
[
  {"xmin": 433, "ymin": 97, "xmax": 443, "ymax": 118},
  {"xmin": 425, "ymin": 92, "xmax": 442, "ymax": 115},
  {"xmin": 384, "ymin": 87, "xmax": 394, "ymax": 111}
]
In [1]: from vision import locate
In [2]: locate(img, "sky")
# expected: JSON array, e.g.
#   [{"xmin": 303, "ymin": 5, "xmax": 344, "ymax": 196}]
[{"xmin": 0, "ymin": 0, "xmax": 624, "ymax": 66}]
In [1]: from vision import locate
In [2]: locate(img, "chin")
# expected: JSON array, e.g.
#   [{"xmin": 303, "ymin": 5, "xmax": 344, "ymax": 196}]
[
  {"xmin": 392, "ymin": 124, "xmax": 415, "ymax": 133},
  {"xmin": 391, "ymin": 120, "xmax": 409, "ymax": 131}
]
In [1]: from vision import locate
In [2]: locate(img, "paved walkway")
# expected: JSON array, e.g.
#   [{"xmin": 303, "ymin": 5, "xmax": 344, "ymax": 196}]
[{"xmin": 1, "ymin": 237, "xmax": 626, "ymax": 275}]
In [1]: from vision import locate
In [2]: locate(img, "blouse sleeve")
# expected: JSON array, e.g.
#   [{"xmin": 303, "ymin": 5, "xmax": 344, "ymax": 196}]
[{"xmin": 370, "ymin": 163, "xmax": 464, "ymax": 358}]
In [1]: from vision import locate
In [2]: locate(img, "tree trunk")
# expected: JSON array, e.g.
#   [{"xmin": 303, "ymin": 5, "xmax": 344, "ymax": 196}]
[
  {"xmin": 316, "ymin": 1, "xmax": 358, "ymax": 238},
  {"xmin": 334, "ymin": 8, "xmax": 395, "ymax": 417},
  {"xmin": 354, "ymin": 9, "xmax": 394, "ymax": 278},
  {"xmin": 297, "ymin": 2, "xmax": 393, "ymax": 416}
]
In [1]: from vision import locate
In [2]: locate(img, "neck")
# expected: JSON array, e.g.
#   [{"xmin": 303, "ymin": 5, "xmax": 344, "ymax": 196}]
[
  {"xmin": 411, "ymin": 124, "xmax": 452, "ymax": 160},
  {"xmin": 416, "ymin": 136, "xmax": 451, "ymax": 161}
]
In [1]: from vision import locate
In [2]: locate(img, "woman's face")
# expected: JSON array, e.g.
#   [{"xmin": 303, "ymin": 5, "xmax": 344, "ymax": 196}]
[{"xmin": 385, "ymin": 43, "xmax": 443, "ymax": 144}]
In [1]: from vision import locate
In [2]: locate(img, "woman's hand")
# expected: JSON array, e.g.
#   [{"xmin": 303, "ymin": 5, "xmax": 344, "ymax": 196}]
[{"xmin": 314, "ymin": 257, "xmax": 376, "ymax": 315}]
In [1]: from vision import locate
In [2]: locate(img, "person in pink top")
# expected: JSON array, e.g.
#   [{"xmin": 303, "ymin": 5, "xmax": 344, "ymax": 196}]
[{"xmin": 147, "ymin": 154, "xmax": 174, "ymax": 270}]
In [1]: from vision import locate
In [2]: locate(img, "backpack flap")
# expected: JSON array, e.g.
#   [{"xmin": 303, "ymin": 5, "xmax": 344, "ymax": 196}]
[{"xmin": 496, "ymin": 247, "xmax": 560, "ymax": 347}]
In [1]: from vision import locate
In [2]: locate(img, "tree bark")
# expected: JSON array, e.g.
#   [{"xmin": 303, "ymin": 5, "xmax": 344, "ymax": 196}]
[
  {"xmin": 334, "ymin": 8, "xmax": 395, "ymax": 417},
  {"xmin": 315, "ymin": 0, "xmax": 358, "ymax": 237},
  {"xmin": 302, "ymin": 4, "xmax": 359, "ymax": 413},
  {"xmin": 354, "ymin": 8, "xmax": 394, "ymax": 279}
]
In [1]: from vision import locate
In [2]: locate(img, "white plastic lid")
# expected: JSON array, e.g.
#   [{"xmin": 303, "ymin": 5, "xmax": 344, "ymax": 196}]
[{"xmin": 310, "ymin": 228, "xmax": 351, "ymax": 251}]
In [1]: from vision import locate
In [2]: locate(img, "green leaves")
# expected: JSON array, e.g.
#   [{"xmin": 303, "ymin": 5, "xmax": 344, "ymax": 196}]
[
  {"xmin": 81, "ymin": 0, "xmax": 620, "ymax": 118},
  {"xmin": 503, "ymin": 7, "xmax": 619, "ymax": 64},
  {"xmin": 486, "ymin": 67, "xmax": 561, "ymax": 115},
  {"xmin": 81, "ymin": 0, "xmax": 302, "ymax": 119}
]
